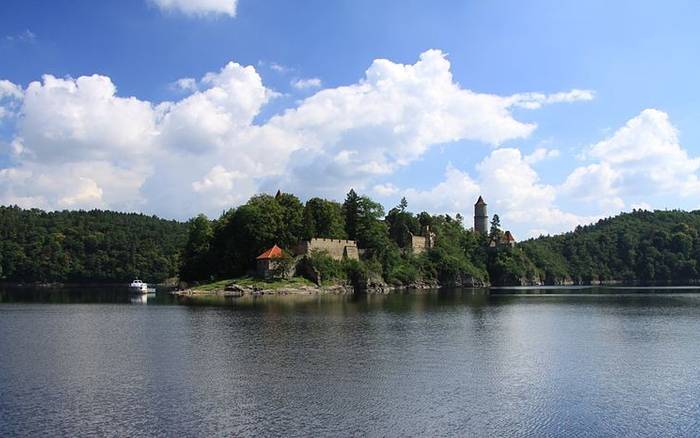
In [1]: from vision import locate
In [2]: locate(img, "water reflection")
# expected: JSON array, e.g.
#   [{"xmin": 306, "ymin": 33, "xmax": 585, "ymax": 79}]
[
  {"xmin": 0, "ymin": 284, "xmax": 177, "ymax": 305},
  {"xmin": 129, "ymin": 293, "xmax": 156, "ymax": 304},
  {"xmin": 3, "ymin": 286, "xmax": 700, "ymax": 436}
]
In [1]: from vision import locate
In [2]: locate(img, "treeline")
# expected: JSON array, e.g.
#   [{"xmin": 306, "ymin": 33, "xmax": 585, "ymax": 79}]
[
  {"xmin": 180, "ymin": 190, "xmax": 501, "ymax": 286},
  {"xmin": 4, "ymin": 197, "xmax": 699, "ymax": 287},
  {"xmin": 182, "ymin": 191, "xmax": 700, "ymax": 286},
  {"xmin": 523, "ymin": 210, "xmax": 700, "ymax": 284},
  {"xmin": 0, "ymin": 206, "xmax": 188, "ymax": 283}
]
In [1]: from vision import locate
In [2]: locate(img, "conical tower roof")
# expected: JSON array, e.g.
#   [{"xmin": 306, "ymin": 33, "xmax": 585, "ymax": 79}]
[{"xmin": 475, "ymin": 196, "xmax": 486, "ymax": 206}]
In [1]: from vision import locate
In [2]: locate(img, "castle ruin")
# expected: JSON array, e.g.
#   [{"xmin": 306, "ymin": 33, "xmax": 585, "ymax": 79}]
[
  {"xmin": 410, "ymin": 225, "xmax": 436, "ymax": 255},
  {"xmin": 295, "ymin": 238, "xmax": 360, "ymax": 261}
]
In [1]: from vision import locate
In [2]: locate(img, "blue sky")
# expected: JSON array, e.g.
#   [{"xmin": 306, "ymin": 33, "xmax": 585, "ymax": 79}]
[{"xmin": 1, "ymin": 0, "xmax": 699, "ymax": 238}]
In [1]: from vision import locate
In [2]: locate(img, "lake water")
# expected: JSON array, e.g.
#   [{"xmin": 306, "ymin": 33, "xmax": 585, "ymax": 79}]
[{"xmin": 2, "ymin": 286, "xmax": 700, "ymax": 437}]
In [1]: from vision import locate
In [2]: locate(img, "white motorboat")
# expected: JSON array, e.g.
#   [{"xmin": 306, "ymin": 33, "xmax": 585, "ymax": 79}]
[{"xmin": 129, "ymin": 279, "xmax": 149, "ymax": 294}]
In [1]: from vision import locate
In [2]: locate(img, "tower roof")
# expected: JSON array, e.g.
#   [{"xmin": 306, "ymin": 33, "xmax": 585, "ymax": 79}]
[
  {"xmin": 256, "ymin": 245, "xmax": 285, "ymax": 260},
  {"xmin": 475, "ymin": 195, "xmax": 486, "ymax": 206},
  {"xmin": 503, "ymin": 231, "xmax": 515, "ymax": 242}
]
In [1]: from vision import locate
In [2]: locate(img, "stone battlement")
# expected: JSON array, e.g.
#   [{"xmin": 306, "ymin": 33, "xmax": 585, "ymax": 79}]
[
  {"xmin": 295, "ymin": 237, "xmax": 359, "ymax": 261},
  {"xmin": 308, "ymin": 238, "xmax": 357, "ymax": 245}
]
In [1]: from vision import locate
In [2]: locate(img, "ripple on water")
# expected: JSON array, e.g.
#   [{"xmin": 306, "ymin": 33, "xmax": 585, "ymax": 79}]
[{"xmin": 2, "ymin": 290, "xmax": 700, "ymax": 436}]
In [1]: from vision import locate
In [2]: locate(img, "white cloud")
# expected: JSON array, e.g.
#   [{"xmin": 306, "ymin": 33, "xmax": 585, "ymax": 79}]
[
  {"xmin": 561, "ymin": 162, "xmax": 623, "ymax": 210},
  {"xmin": 191, "ymin": 165, "xmax": 256, "ymax": 208},
  {"xmin": 18, "ymin": 74, "xmax": 158, "ymax": 162},
  {"xmin": 3, "ymin": 29, "xmax": 36, "ymax": 44},
  {"xmin": 509, "ymin": 89, "xmax": 595, "ymax": 109},
  {"xmin": 0, "ymin": 80, "xmax": 23, "ymax": 119},
  {"xmin": 399, "ymin": 149, "xmax": 596, "ymax": 237},
  {"xmin": 403, "ymin": 165, "xmax": 480, "ymax": 215},
  {"xmin": 564, "ymin": 109, "xmax": 700, "ymax": 204},
  {"xmin": 158, "ymin": 61, "xmax": 274, "ymax": 154},
  {"xmin": 524, "ymin": 147, "xmax": 560, "ymax": 164},
  {"xmin": 0, "ymin": 49, "xmax": 593, "ymax": 221},
  {"xmin": 372, "ymin": 183, "xmax": 399, "ymax": 197},
  {"xmin": 274, "ymin": 49, "xmax": 581, "ymax": 197},
  {"xmin": 172, "ymin": 77, "xmax": 197, "ymax": 92},
  {"xmin": 0, "ymin": 162, "xmax": 148, "ymax": 211},
  {"xmin": 631, "ymin": 202, "xmax": 652, "ymax": 211},
  {"xmin": 0, "ymin": 80, "xmax": 23, "ymax": 100},
  {"xmin": 270, "ymin": 63, "xmax": 291, "ymax": 73},
  {"xmin": 58, "ymin": 177, "xmax": 104, "ymax": 208},
  {"xmin": 291, "ymin": 77, "xmax": 322, "ymax": 90},
  {"xmin": 474, "ymin": 148, "xmax": 591, "ymax": 235},
  {"xmin": 150, "ymin": 0, "xmax": 237, "ymax": 16}
]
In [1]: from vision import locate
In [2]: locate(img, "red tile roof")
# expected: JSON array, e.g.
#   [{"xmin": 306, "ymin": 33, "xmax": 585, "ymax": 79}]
[
  {"xmin": 256, "ymin": 245, "xmax": 285, "ymax": 259},
  {"xmin": 503, "ymin": 231, "xmax": 515, "ymax": 242}
]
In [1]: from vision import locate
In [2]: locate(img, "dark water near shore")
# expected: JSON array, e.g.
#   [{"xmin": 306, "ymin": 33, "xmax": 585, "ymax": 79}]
[{"xmin": 2, "ymin": 286, "xmax": 700, "ymax": 436}]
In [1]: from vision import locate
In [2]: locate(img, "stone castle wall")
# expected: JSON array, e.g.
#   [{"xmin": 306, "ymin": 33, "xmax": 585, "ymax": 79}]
[
  {"xmin": 410, "ymin": 235, "xmax": 429, "ymax": 254},
  {"xmin": 410, "ymin": 226, "xmax": 436, "ymax": 255},
  {"xmin": 296, "ymin": 238, "xmax": 359, "ymax": 261}
]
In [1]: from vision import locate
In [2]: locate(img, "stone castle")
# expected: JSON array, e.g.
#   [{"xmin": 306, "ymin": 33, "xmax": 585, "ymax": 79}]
[
  {"xmin": 473, "ymin": 195, "xmax": 517, "ymax": 247},
  {"xmin": 474, "ymin": 196, "xmax": 488, "ymax": 234},
  {"xmin": 410, "ymin": 225, "xmax": 436, "ymax": 255},
  {"xmin": 257, "ymin": 194, "xmax": 515, "ymax": 278},
  {"xmin": 294, "ymin": 238, "xmax": 359, "ymax": 261}
]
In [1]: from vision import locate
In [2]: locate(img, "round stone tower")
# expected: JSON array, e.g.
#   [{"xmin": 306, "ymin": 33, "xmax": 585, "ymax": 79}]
[{"xmin": 474, "ymin": 196, "xmax": 488, "ymax": 235}]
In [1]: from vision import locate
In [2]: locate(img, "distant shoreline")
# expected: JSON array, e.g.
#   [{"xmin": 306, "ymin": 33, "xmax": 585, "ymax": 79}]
[{"xmin": 3, "ymin": 279, "xmax": 700, "ymax": 296}]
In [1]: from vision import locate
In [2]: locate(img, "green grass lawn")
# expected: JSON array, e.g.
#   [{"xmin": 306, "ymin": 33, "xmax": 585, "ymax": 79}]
[{"xmin": 194, "ymin": 276, "xmax": 317, "ymax": 292}]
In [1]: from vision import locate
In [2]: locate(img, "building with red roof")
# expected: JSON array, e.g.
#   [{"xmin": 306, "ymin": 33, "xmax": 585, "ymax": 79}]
[
  {"xmin": 256, "ymin": 244, "xmax": 291, "ymax": 279},
  {"xmin": 489, "ymin": 231, "xmax": 517, "ymax": 248}
]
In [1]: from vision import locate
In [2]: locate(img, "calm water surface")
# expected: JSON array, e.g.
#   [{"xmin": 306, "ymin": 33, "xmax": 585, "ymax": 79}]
[{"xmin": 2, "ymin": 286, "xmax": 700, "ymax": 437}]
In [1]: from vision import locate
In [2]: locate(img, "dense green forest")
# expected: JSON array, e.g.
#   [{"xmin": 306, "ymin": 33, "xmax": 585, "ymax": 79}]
[
  {"xmin": 0, "ymin": 206, "xmax": 187, "ymax": 283},
  {"xmin": 3, "ymin": 194, "xmax": 700, "ymax": 287},
  {"xmin": 180, "ymin": 191, "xmax": 700, "ymax": 287},
  {"xmin": 522, "ymin": 210, "xmax": 700, "ymax": 284},
  {"xmin": 179, "ymin": 190, "xmax": 490, "ymax": 286}
]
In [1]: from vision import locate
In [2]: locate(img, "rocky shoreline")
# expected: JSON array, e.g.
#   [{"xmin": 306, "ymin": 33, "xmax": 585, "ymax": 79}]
[
  {"xmin": 174, "ymin": 276, "xmax": 491, "ymax": 297},
  {"xmin": 172, "ymin": 276, "xmax": 700, "ymax": 298}
]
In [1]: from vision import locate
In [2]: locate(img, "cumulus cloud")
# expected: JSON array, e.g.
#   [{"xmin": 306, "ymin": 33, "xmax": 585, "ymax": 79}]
[
  {"xmin": 191, "ymin": 165, "xmax": 257, "ymax": 208},
  {"xmin": 509, "ymin": 89, "xmax": 595, "ymax": 109},
  {"xmin": 274, "ymin": 49, "xmax": 560, "ymax": 197},
  {"xmin": 402, "ymin": 165, "xmax": 480, "ymax": 215},
  {"xmin": 158, "ymin": 61, "xmax": 274, "ymax": 154},
  {"xmin": 561, "ymin": 162, "xmax": 623, "ymax": 210},
  {"xmin": 17, "ymin": 74, "xmax": 158, "ymax": 162},
  {"xmin": 0, "ymin": 162, "xmax": 148, "ymax": 211},
  {"xmin": 150, "ymin": 0, "xmax": 237, "ymax": 16},
  {"xmin": 563, "ymin": 109, "xmax": 700, "ymax": 207},
  {"xmin": 172, "ymin": 77, "xmax": 197, "ymax": 92},
  {"xmin": 291, "ymin": 77, "xmax": 322, "ymax": 90},
  {"xmin": 475, "ymin": 148, "xmax": 593, "ymax": 235},
  {"xmin": 372, "ymin": 183, "xmax": 399, "ymax": 197},
  {"xmin": 524, "ymin": 147, "xmax": 560, "ymax": 164},
  {"xmin": 0, "ymin": 49, "xmax": 593, "ymax": 222},
  {"xmin": 397, "ymin": 149, "xmax": 596, "ymax": 237},
  {"xmin": 0, "ymin": 80, "xmax": 23, "ymax": 119},
  {"xmin": 0, "ymin": 80, "xmax": 23, "ymax": 100}
]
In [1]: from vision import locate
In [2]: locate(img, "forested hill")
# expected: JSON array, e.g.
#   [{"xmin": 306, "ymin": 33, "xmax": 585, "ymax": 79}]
[
  {"xmin": 3, "ymin": 200, "xmax": 699, "ymax": 286},
  {"xmin": 522, "ymin": 210, "xmax": 700, "ymax": 284},
  {"xmin": 0, "ymin": 206, "xmax": 188, "ymax": 283}
]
